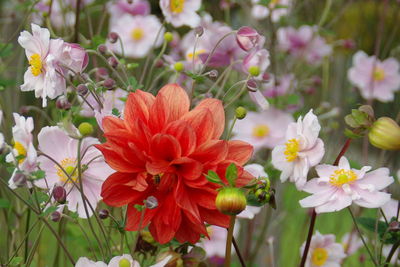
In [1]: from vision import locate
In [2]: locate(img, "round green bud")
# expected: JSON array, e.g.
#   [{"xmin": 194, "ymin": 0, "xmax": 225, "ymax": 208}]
[
  {"xmin": 126, "ymin": 63, "xmax": 138, "ymax": 70},
  {"xmin": 164, "ymin": 32, "xmax": 174, "ymax": 43},
  {"xmin": 174, "ymin": 62, "xmax": 185, "ymax": 72},
  {"xmin": 235, "ymin": 106, "xmax": 247, "ymax": 120},
  {"xmin": 368, "ymin": 117, "xmax": 400, "ymax": 150},
  {"xmin": 248, "ymin": 65, "xmax": 260, "ymax": 77},
  {"xmin": 78, "ymin": 122, "xmax": 94, "ymax": 137},
  {"xmin": 215, "ymin": 187, "xmax": 247, "ymax": 215},
  {"xmin": 119, "ymin": 258, "xmax": 131, "ymax": 267}
]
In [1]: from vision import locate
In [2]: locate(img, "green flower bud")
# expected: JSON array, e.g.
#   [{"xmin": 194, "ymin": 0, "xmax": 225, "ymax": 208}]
[
  {"xmin": 215, "ymin": 188, "xmax": 247, "ymax": 215},
  {"xmin": 368, "ymin": 117, "xmax": 400, "ymax": 150},
  {"xmin": 164, "ymin": 32, "xmax": 174, "ymax": 42},
  {"xmin": 248, "ymin": 66, "xmax": 260, "ymax": 77},
  {"xmin": 174, "ymin": 62, "xmax": 185, "ymax": 72},
  {"xmin": 78, "ymin": 122, "xmax": 94, "ymax": 137},
  {"xmin": 235, "ymin": 106, "xmax": 247, "ymax": 120}
]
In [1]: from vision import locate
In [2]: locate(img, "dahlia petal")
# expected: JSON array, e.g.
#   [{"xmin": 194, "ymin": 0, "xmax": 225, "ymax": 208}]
[
  {"xmin": 124, "ymin": 90, "xmax": 154, "ymax": 127},
  {"xmin": 148, "ymin": 93, "xmax": 169, "ymax": 134},
  {"xmin": 174, "ymin": 178, "xmax": 201, "ymax": 222},
  {"xmin": 199, "ymin": 207, "xmax": 230, "ymax": 228},
  {"xmin": 195, "ymin": 98, "xmax": 225, "ymax": 139},
  {"xmin": 125, "ymin": 202, "xmax": 158, "ymax": 231},
  {"xmin": 164, "ymin": 120, "xmax": 197, "ymax": 156},
  {"xmin": 158, "ymin": 83, "xmax": 190, "ymax": 121},
  {"xmin": 226, "ymin": 140, "xmax": 253, "ymax": 165},
  {"xmin": 95, "ymin": 144, "xmax": 144, "ymax": 173},
  {"xmin": 171, "ymin": 157, "xmax": 203, "ymax": 180},
  {"xmin": 190, "ymin": 140, "xmax": 228, "ymax": 165},
  {"xmin": 181, "ymin": 107, "xmax": 214, "ymax": 146},
  {"xmin": 175, "ymin": 211, "xmax": 208, "ymax": 244},
  {"xmin": 102, "ymin": 116, "xmax": 126, "ymax": 132},
  {"xmin": 150, "ymin": 134, "xmax": 182, "ymax": 161}
]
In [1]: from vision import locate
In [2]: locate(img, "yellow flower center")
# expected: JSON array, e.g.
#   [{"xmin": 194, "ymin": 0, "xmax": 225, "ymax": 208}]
[
  {"xmin": 56, "ymin": 158, "xmax": 78, "ymax": 183},
  {"xmin": 186, "ymin": 49, "xmax": 206, "ymax": 61},
  {"xmin": 311, "ymin": 247, "xmax": 328, "ymax": 266},
  {"xmin": 29, "ymin": 53, "xmax": 43, "ymax": 76},
  {"xmin": 131, "ymin": 28, "xmax": 144, "ymax": 41},
  {"xmin": 118, "ymin": 258, "xmax": 131, "ymax": 267},
  {"xmin": 170, "ymin": 0, "xmax": 185, "ymax": 13},
  {"xmin": 252, "ymin": 124, "xmax": 270, "ymax": 138},
  {"xmin": 13, "ymin": 141, "xmax": 27, "ymax": 164},
  {"xmin": 373, "ymin": 67, "xmax": 385, "ymax": 81},
  {"xmin": 329, "ymin": 169, "xmax": 357, "ymax": 187},
  {"xmin": 284, "ymin": 139, "xmax": 300, "ymax": 162}
]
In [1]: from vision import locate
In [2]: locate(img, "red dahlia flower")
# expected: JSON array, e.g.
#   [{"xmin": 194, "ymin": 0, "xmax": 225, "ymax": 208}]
[{"xmin": 96, "ymin": 84, "xmax": 254, "ymax": 244}]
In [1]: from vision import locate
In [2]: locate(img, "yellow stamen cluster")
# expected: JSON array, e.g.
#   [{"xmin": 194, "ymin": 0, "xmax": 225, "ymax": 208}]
[
  {"xmin": 56, "ymin": 158, "xmax": 78, "ymax": 183},
  {"xmin": 131, "ymin": 28, "xmax": 144, "ymax": 41},
  {"xmin": 13, "ymin": 141, "xmax": 27, "ymax": 164},
  {"xmin": 284, "ymin": 139, "xmax": 300, "ymax": 162},
  {"xmin": 311, "ymin": 247, "xmax": 328, "ymax": 266},
  {"xmin": 170, "ymin": 0, "xmax": 185, "ymax": 13},
  {"xmin": 29, "ymin": 53, "xmax": 43, "ymax": 76},
  {"xmin": 252, "ymin": 124, "xmax": 270, "ymax": 138},
  {"xmin": 373, "ymin": 67, "xmax": 385, "ymax": 81},
  {"xmin": 186, "ymin": 49, "xmax": 206, "ymax": 61},
  {"xmin": 329, "ymin": 169, "xmax": 357, "ymax": 187}
]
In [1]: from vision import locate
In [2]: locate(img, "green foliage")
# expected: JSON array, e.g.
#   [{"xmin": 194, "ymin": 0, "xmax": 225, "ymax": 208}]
[
  {"xmin": 0, "ymin": 198, "xmax": 11, "ymax": 209},
  {"xmin": 225, "ymin": 163, "xmax": 238, "ymax": 187},
  {"xmin": 205, "ymin": 170, "xmax": 224, "ymax": 186}
]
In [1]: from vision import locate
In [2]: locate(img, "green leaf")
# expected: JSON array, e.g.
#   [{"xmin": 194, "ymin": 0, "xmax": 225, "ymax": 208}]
[
  {"xmin": 0, "ymin": 198, "xmax": 10, "ymax": 208},
  {"xmin": 42, "ymin": 206, "xmax": 58, "ymax": 217},
  {"xmin": 0, "ymin": 43, "xmax": 13, "ymax": 58},
  {"xmin": 30, "ymin": 170, "xmax": 45, "ymax": 180},
  {"xmin": 112, "ymin": 108, "xmax": 120, "ymax": 116},
  {"xmin": 9, "ymin": 256, "xmax": 23, "ymax": 266},
  {"xmin": 30, "ymin": 191, "xmax": 49, "ymax": 205},
  {"xmin": 356, "ymin": 217, "xmax": 387, "ymax": 235},
  {"xmin": 259, "ymin": 0, "xmax": 272, "ymax": 6},
  {"xmin": 205, "ymin": 170, "xmax": 224, "ymax": 185},
  {"xmin": 286, "ymin": 94, "xmax": 300, "ymax": 105},
  {"xmin": 344, "ymin": 128, "xmax": 363, "ymax": 139},
  {"xmin": 186, "ymin": 72, "xmax": 206, "ymax": 83},
  {"xmin": 225, "ymin": 163, "xmax": 238, "ymax": 187},
  {"xmin": 246, "ymin": 194, "xmax": 264, "ymax": 207}
]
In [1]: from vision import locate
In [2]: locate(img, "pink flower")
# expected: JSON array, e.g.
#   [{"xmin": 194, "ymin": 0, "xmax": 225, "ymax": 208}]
[
  {"xmin": 277, "ymin": 26, "xmax": 331, "ymax": 65},
  {"xmin": 236, "ymin": 26, "xmax": 262, "ymax": 52},
  {"xmin": 107, "ymin": 15, "xmax": 163, "ymax": 58},
  {"xmin": 341, "ymin": 232, "xmax": 363, "ymax": 255},
  {"xmin": 299, "ymin": 156, "xmax": 393, "ymax": 213},
  {"xmin": 348, "ymin": 51, "xmax": 400, "ymax": 102},
  {"xmin": 300, "ymin": 231, "xmax": 346, "ymax": 267},
  {"xmin": 108, "ymin": 0, "xmax": 151, "ymax": 25},
  {"xmin": 199, "ymin": 223, "xmax": 240, "ymax": 258},
  {"xmin": 272, "ymin": 110, "xmax": 324, "ymax": 189},
  {"xmin": 251, "ymin": 0, "xmax": 292, "ymax": 22},
  {"xmin": 381, "ymin": 198, "xmax": 398, "ymax": 221},
  {"xmin": 242, "ymin": 49, "xmax": 270, "ymax": 78},
  {"xmin": 232, "ymin": 108, "xmax": 293, "ymax": 151},
  {"xmin": 60, "ymin": 43, "xmax": 89, "ymax": 74},
  {"xmin": 262, "ymin": 74, "xmax": 297, "ymax": 98},
  {"xmin": 160, "ymin": 0, "xmax": 201, "ymax": 28},
  {"xmin": 35, "ymin": 126, "xmax": 113, "ymax": 218}
]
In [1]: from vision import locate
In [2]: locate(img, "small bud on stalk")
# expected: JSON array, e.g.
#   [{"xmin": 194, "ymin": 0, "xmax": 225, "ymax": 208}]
[
  {"xmin": 53, "ymin": 186, "xmax": 67, "ymax": 204},
  {"xmin": 235, "ymin": 106, "xmax": 247, "ymax": 120},
  {"xmin": 76, "ymin": 84, "xmax": 89, "ymax": 96},
  {"xmin": 56, "ymin": 96, "xmax": 71, "ymax": 110},
  {"xmin": 78, "ymin": 122, "xmax": 94, "ymax": 137},
  {"xmin": 248, "ymin": 66, "xmax": 260, "ymax": 77},
  {"xmin": 368, "ymin": 117, "xmax": 400, "ymax": 150},
  {"xmin": 107, "ymin": 57, "xmax": 119, "ymax": 68},
  {"xmin": 103, "ymin": 78, "xmax": 116, "ymax": 90},
  {"xmin": 215, "ymin": 188, "xmax": 247, "ymax": 215},
  {"xmin": 236, "ymin": 26, "xmax": 261, "ymax": 52},
  {"xmin": 108, "ymin": 32, "xmax": 119, "ymax": 43},
  {"xmin": 13, "ymin": 172, "xmax": 27, "ymax": 188},
  {"xmin": 164, "ymin": 32, "xmax": 173, "ymax": 42},
  {"xmin": 51, "ymin": 211, "xmax": 61, "ymax": 222},
  {"xmin": 145, "ymin": 196, "xmax": 158, "ymax": 209},
  {"xmin": 97, "ymin": 44, "xmax": 108, "ymax": 55},
  {"xmin": 174, "ymin": 62, "xmax": 185, "ymax": 72},
  {"xmin": 194, "ymin": 26, "xmax": 204, "ymax": 37},
  {"xmin": 246, "ymin": 79, "xmax": 258, "ymax": 92},
  {"xmin": 99, "ymin": 209, "xmax": 109, "ymax": 219}
]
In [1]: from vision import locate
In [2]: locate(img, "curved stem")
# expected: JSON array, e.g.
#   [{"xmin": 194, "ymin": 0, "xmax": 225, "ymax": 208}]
[
  {"xmin": 232, "ymin": 236, "xmax": 247, "ymax": 267},
  {"xmin": 299, "ymin": 210, "xmax": 317, "ymax": 267},
  {"xmin": 385, "ymin": 240, "xmax": 400, "ymax": 266}
]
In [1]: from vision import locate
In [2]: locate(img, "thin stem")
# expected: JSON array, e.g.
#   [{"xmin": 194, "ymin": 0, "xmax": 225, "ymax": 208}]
[
  {"xmin": 74, "ymin": 0, "xmax": 82, "ymax": 43},
  {"xmin": 232, "ymin": 236, "xmax": 247, "ymax": 267},
  {"xmin": 299, "ymin": 210, "xmax": 317, "ymax": 267},
  {"xmin": 317, "ymin": 0, "xmax": 333, "ymax": 28},
  {"xmin": 224, "ymin": 215, "xmax": 236, "ymax": 267},
  {"xmin": 385, "ymin": 240, "xmax": 400, "ymax": 267},
  {"xmin": 225, "ymin": 117, "xmax": 237, "ymax": 140}
]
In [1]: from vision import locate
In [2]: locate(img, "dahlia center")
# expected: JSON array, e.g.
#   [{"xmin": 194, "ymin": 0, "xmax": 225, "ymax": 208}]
[
  {"xmin": 170, "ymin": 0, "xmax": 185, "ymax": 13},
  {"xmin": 329, "ymin": 169, "xmax": 357, "ymax": 187},
  {"xmin": 311, "ymin": 247, "xmax": 328, "ymax": 266},
  {"xmin": 131, "ymin": 28, "xmax": 144, "ymax": 41},
  {"xmin": 29, "ymin": 53, "xmax": 43, "ymax": 76},
  {"xmin": 284, "ymin": 138, "xmax": 300, "ymax": 162},
  {"xmin": 186, "ymin": 49, "xmax": 206, "ymax": 61},
  {"xmin": 373, "ymin": 67, "xmax": 385, "ymax": 81},
  {"xmin": 56, "ymin": 158, "xmax": 78, "ymax": 183},
  {"xmin": 13, "ymin": 141, "xmax": 27, "ymax": 164},
  {"xmin": 252, "ymin": 124, "xmax": 270, "ymax": 138}
]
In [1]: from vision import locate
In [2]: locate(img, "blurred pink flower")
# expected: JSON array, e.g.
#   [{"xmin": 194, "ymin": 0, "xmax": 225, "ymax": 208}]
[
  {"xmin": 160, "ymin": 0, "xmax": 201, "ymax": 28},
  {"xmin": 61, "ymin": 43, "xmax": 89, "ymax": 74},
  {"xmin": 199, "ymin": 223, "xmax": 240, "ymax": 258},
  {"xmin": 236, "ymin": 26, "xmax": 262, "ymax": 52},
  {"xmin": 300, "ymin": 156, "xmax": 393, "ymax": 213},
  {"xmin": 262, "ymin": 74, "xmax": 297, "ymax": 98},
  {"xmin": 341, "ymin": 232, "xmax": 363, "ymax": 255},
  {"xmin": 107, "ymin": 15, "xmax": 164, "ymax": 58},
  {"xmin": 36, "ymin": 126, "xmax": 113, "ymax": 218},
  {"xmin": 272, "ymin": 110, "xmax": 324, "ymax": 189},
  {"xmin": 251, "ymin": 0, "xmax": 292, "ymax": 22},
  {"xmin": 108, "ymin": 0, "xmax": 151, "ymax": 25},
  {"xmin": 7, "ymin": 113, "xmax": 37, "ymax": 189},
  {"xmin": 381, "ymin": 198, "xmax": 398, "ymax": 221},
  {"xmin": 300, "ymin": 231, "xmax": 346, "ymax": 267},
  {"xmin": 277, "ymin": 26, "xmax": 331, "ymax": 65},
  {"xmin": 75, "ymin": 254, "xmax": 171, "ymax": 267},
  {"xmin": 232, "ymin": 108, "xmax": 293, "ymax": 151},
  {"xmin": 348, "ymin": 51, "xmax": 400, "ymax": 102},
  {"xmin": 242, "ymin": 49, "xmax": 270, "ymax": 79}
]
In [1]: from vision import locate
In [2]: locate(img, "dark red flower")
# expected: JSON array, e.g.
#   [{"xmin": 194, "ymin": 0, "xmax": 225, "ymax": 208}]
[{"xmin": 96, "ymin": 84, "xmax": 254, "ymax": 244}]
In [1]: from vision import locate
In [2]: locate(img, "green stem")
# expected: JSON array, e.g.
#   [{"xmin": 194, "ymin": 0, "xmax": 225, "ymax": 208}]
[
  {"xmin": 225, "ymin": 117, "xmax": 237, "ymax": 140},
  {"xmin": 318, "ymin": 0, "xmax": 333, "ymax": 28},
  {"xmin": 224, "ymin": 215, "xmax": 236, "ymax": 267}
]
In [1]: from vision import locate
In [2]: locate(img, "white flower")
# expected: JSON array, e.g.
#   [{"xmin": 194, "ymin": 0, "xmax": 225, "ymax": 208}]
[
  {"xmin": 160, "ymin": 0, "xmax": 201, "ymax": 28},
  {"xmin": 6, "ymin": 113, "xmax": 37, "ymax": 189},
  {"xmin": 272, "ymin": 109, "xmax": 324, "ymax": 189},
  {"xmin": 300, "ymin": 231, "xmax": 346, "ymax": 267},
  {"xmin": 108, "ymin": 254, "xmax": 140, "ymax": 267},
  {"xmin": 18, "ymin": 24, "xmax": 66, "ymax": 107},
  {"xmin": 35, "ymin": 126, "xmax": 113, "ymax": 218},
  {"xmin": 75, "ymin": 257, "xmax": 107, "ymax": 267},
  {"xmin": 108, "ymin": 14, "xmax": 163, "ymax": 58},
  {"xmin": 75, "ymin": 254, "xmax": 172, "ymax": 267}
]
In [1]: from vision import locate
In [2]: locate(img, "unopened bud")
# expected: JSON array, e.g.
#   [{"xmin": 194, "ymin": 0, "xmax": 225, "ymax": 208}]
[
  {"xmin": 51, "ymin": 211, "xmax": 61, "ymax": 222},
  {"xmin": 13, "ymin": 173, "xmax": 27, "ymax": 188},
  {"xmin": 99, "ymin": 209, "xmax": 109, "ymax": 219},
  {"xmin": 215, "ymin": 188, "xmax": 247, "ymax": 215},
  {"xmin": 53, "ymin": 186, "xmax": 67, "ymax": 204},
  {"xmin": 56, "ymin": 96, "xmax": 71, "ymax": 110},
  {"xmin": 389, "ymin": 221, "xmax": 400, "ymax": 232},
  {"xmin": 78, "ymin": 122, "xmax": 94, "ymax": 136},
  {"xmin": 248, "ymin": 66, "xmax": 260, "ymax": 77},
  {"xmin": 108, "ymin": 56, "xmax": 119, "ymax": 68},
  {"xmin": 145, "ymin": 196, "xmax": 158, "ymax": 209},
  {"xmin": 108, "ymin": 32, "xmax": 119, "ymax": 43},
  {"xmin": 96, "ymin": 68, "xmax": 109, "ymax": 79},
  {"xmin": 246, "ymin": 79, "xmax": 258, "ymax": 92},
  {"xmin": 103, "ymin": 78, "xmax": 116, "ymax": 89},
  {"xmin": 235, "ymin": 106, "xmax": 247, "ymax": 120},
  {"xmin": 174, "ymin": 62, "xmax": 184, "ymax": 72},
  {"xmin": 155, "ymin": 59, "xmax": 164, "ymax": 68},
  {"xmin": 236, "ymin": 26, "xmax": 261, "ymax": 52},
  {"xmin": 208, "ymin": 70, "xmax": 218, "ymax": 78},
  {"xmin": 76, "ymin": 84, "xmax": 88, "ymax": 96},
  {"xmin": 194, "ymin": 26, "xmax": 204, "ymax": 37},
  {"xmin": 368, "ymin": 117, "xmax": 400, "ymax": 150},
  {"xmin": 164, "ymin": 32, "xmax": 173, "ymax": 42},
  {"xmin": 342, "ymin": 39, "xmax": 356, "ymax": 50},
  {"xmin": 97, "ymin": 44, "xmax": 108, "ymax": 55}
]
